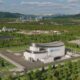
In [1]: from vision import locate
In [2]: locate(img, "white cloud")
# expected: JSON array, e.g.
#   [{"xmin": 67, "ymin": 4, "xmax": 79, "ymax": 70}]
[
  {"xmin": 15, "ymin": 1, "xmax": 80, "ymax": 15},
  {"xmin": 20, "ymin": 1, "xmax": 80, "ymax": 8},
  {"xmin": 20, "ymin": 1, "xmax": 62, "ymax": 7},
  {"xmin": 21, "ymin": 1, "xmax": 52, "ymax": 6}
]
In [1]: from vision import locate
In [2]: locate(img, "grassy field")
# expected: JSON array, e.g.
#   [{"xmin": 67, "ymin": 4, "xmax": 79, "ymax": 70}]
[
  {"xmin": 7, "ymin": 45, "xmax": 28, "ymax": 52},
  {"xmin": 0, "ymin": 57, "xmax": 15, "ymax": 72}
]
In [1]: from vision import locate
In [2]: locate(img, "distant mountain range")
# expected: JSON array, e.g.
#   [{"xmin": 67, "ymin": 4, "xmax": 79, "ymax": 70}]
[
  {"xmin": 0, "ymin": 12, "xmax": 39, "ymax": 19},
  {"xmin": 0, "ymin": 12, "xmax": 23, "ymax": 18},
  {"xmin": 43, "ymin": 14, "xmax": 80, "ymax": 19},
  {"xmin": 0, "ymin": 12, "xmax": 80, "ymax": 19}
]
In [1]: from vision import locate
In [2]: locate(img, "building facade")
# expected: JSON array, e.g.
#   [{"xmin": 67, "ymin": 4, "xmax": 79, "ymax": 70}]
[
  {"xmin": 0, "ymin": 26, "xmax": 16, "ymax": 32},
  {"xmin": 24, "ymin": 41, "xmax": 65, "ymax": 63}
]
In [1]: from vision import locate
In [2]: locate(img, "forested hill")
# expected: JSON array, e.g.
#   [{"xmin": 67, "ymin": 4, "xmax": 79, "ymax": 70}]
[
  {"xmin": 43, "ymin": 14, "xmax": 80, "ymax": 19},
  {"xmin": 0, "ymin": 12, "xmax": 24, "ymax": 18},
  {"xmin": 0, "ymin": 12, "xmax": 38, "ymax": 19},
  {"xmin": 56, "ymin": 14, "xmax": 80, "ymax": 18},
  {"xmin": 0, "ymin": 11, "xmax": 80, "ymax": 19}
]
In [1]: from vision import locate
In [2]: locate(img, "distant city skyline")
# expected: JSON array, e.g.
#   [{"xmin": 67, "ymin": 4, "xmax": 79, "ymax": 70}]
[{"xmin": 0, "ymin": 0, "xmax": 80, "ymax": 15}]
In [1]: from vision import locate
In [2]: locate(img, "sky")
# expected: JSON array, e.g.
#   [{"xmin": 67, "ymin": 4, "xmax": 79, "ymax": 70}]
[{"xmin": 0, "ymin": 0, "xmax": 80, "ymax": 15}]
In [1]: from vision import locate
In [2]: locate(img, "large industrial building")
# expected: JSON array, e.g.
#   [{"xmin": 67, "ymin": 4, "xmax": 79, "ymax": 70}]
[{"xmin": 24, "ymin": 41, "xmax": 65, "ymax": 63}]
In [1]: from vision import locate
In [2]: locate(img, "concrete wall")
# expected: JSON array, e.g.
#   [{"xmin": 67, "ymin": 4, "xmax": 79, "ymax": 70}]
[
  {"xmin": 33, "ymin": 53, "xmax": 48, "ymax": 61},
  {"xmin": 40, "ymin": 57, "xmax": 54, "ymax": 63},
  {"xmin": 47, "ymin": 46, "xmax": 65, "ymax": 58},
  {"xmin": 24, "ymin": 52, "xmax": 33, "ymax": 60},
  {"xmin": 24, "ymin": 52, "xmax": 48, "ymax": 61},
  {"xmin": 29, "ymin": 46, "xmax": 40, "ymax": 52}
]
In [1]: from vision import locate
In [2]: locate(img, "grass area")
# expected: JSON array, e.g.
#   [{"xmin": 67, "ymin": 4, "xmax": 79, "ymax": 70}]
[
  {"xmin": 6, "ymin": 45, "xmax": 28, "ymax": 53},
  {"xmin": 67, "ymin": 47, "xmax": 80, "ymax": 52},
  {"xmin": 0, "ymin": 64, "xmax": 15, "ymax": 72},
  {"xmin": 0, "ymin": 58, "xmax": 15, "ymax": 72}
]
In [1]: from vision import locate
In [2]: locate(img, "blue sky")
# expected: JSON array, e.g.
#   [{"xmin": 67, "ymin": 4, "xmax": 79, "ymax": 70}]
[{"xmin": 0, "ymin": 0, "xmax": 80, "ymax": 15}]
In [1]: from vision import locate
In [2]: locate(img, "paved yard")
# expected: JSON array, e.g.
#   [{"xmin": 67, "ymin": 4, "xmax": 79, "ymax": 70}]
[
  {"xmin": 0, "ymin": 51, "xmax": 44, "ymax": 71},
  {"xmin": 0, "ymin": 50, "xmax": 80, "ymax": 72}
]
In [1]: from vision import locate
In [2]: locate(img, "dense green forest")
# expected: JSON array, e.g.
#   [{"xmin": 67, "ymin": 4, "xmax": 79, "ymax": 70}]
[{"xmin": 0, "ymin": 59, "xmax": 80, "ymax": 80}]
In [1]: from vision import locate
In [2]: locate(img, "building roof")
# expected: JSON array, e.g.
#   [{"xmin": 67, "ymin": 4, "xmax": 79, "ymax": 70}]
[
  {"xmin": 33, "ymin": 41, "xmax": 64, "ymax": 47},
  {"xmin": 26, "ymin": 50, "xmax": 47, "ymax": 54}
]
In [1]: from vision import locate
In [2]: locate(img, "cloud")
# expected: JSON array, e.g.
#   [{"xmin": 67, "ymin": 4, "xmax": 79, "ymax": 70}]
[
  {"xmin": 20, "ymin": 1, "xmax": 80, "ymax": 8},
  {"xmin": 20, "ymin": 1, "xmax": 62, "ymax": 7},
  {"xmin": 67, "ymin": 0, "xmax": 79, "ymax": 3},
  {"xmin": 20, "ymin": 1, "xmax": 80, "ymax": 13},
  {"xmin": 21, "ymin": 1, "xmax": 52, "ymax": 6},
  {"xmin": 0, "ymin": 0, "xmax": 3, "ymax": 4}
]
